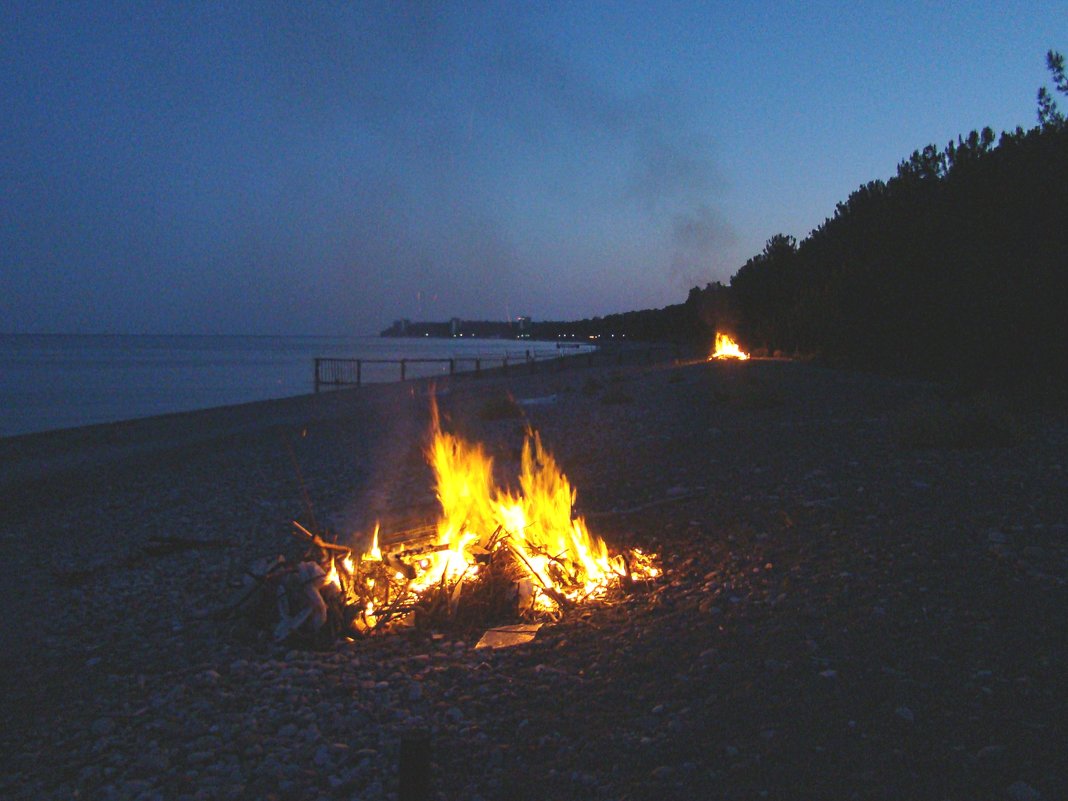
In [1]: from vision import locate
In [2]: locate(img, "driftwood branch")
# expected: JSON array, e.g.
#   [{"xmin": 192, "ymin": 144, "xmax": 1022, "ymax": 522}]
[{"xmin": 291, "ymin": 521, "xmax": 351, "ymax": 553}]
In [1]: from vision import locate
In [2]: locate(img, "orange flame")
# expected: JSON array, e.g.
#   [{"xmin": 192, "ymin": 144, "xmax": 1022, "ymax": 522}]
[
  {"xmin": 709, "ymin": 332, "xmax": 749, "ymax": 360},
  {"xmin": 358, "ymin": 397, "xmax": 658, "ymax": 615}
]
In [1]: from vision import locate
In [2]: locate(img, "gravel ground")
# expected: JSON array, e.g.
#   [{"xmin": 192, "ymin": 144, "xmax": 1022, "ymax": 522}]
[{"xmin": 1, "ymin": 358, "xmax": 1065, "ymax": 801}]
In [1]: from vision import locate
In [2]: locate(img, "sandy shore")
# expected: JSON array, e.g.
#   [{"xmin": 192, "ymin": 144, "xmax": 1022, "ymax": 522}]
[{"xmin": 1, "ymin": 357, "xmax": 1065, "ymax": 800}]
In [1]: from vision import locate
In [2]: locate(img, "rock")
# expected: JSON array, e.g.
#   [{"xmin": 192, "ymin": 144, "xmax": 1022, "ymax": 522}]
[
  {"xmin": 313, "ymin": 745, "xmax": 333, "ymax": 767},
  {"xmin": 698, "ymin": 599, "xmax": 721, "ymax": 615},
  {"xmin": 1006, "ymin": 781, "xmax": 1043, "ymax": 801},
  {"xmin": 976, "ymin": 745, "xmax": 1005, "ymax": 761},
  {"xmin": 894, "ymin": 706, "xmax": 914, "ymax": 723},
  {"xmin": 197, "ymin": 669, "xmax": 221, "ymax": 684},
  {"xmin": 91, "ymin": 718, "xmax": 116, "ymax": 737}
]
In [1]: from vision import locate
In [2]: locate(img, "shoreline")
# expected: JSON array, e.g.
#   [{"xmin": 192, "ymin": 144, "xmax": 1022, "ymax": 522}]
[
  {"xmin": 0, "ymin": 342, "xmax": 674, "ymax": 488},
  {"xmin": 0, "ymin": 333, "xmax": 602, "ymax": 440}
]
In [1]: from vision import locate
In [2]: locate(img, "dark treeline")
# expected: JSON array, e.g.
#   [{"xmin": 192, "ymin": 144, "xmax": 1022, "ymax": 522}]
[
  {"xmin": 724, "ymin": 121, "xmax": 1068, "ymax": 388},
  {"xmin": 567, "ymin": 53, "xmax": 1068, "ymax": 389},
  {"xmin": 531, "ymin": 302, "xmax": 708, "ymax": 342}
]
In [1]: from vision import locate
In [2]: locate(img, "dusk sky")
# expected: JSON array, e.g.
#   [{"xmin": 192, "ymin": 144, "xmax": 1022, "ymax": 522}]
[{"xmin": 3, "ymin": 2, "xmax": 1066, "ymax": 336}]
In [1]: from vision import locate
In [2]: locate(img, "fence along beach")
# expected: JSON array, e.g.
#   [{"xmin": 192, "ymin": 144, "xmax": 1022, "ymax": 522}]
[{"xmin": 311, "ymin": 341, "xmax": 677, "ymax": 391}]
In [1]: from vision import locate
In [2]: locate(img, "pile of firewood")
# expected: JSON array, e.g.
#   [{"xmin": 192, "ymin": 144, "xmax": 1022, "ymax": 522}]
[{"xmin": 222, "ymin": 522, "xmax": 549, "ymax": 647}]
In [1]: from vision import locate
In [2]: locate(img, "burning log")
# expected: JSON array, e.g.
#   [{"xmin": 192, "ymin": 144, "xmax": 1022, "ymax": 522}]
[{"xmin": 233, "ymin": 395, "xmax": 660, "ymax": 646}]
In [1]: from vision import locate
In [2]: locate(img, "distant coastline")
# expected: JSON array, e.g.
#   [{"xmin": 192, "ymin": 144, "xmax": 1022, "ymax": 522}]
[
  {"xmin": 381, "ymin": 317, "xmax": 536, "ymax": 339},
  {"xmin": 380, "ymin": 316, "xmax": 636, "ymax": 343}
]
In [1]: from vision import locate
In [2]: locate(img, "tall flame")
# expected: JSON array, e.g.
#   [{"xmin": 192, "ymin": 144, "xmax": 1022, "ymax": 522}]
[
  {"xmin": 710, "ymin": 332, "xmax": 749, "ymax": 360},
  {"xmin": 358, "ymin": 397, "xmax": 657, "ymax": 615}
]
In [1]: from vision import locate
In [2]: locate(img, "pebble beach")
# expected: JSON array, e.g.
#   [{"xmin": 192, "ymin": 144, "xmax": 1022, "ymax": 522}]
[{"xmin": 1, "ymin": 357, "xmax": 1066, "ymax": 800}]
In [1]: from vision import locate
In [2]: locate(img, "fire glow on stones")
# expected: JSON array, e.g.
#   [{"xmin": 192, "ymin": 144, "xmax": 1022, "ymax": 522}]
[
  {"xmin": 709, "ymin": 332, "xmax": 750, "ymax": 361},
  {"xmin": 308, "ymin": 397, "xmax": 659, "ymax": 637}
]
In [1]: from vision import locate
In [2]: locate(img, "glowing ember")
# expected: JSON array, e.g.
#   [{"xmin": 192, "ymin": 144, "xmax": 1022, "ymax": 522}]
[
  {"xmin": 316, "ymin": 397, "xmax": 659, "ymax": 634},
  {"xmin": 709, "ymin": 332, "xmax": 750, "ymax": 360}
]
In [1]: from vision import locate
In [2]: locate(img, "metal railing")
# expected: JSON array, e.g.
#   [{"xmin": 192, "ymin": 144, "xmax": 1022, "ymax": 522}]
[{"xmin": 313, "ymin": 343, "xmax": 679, "ymax": 392}]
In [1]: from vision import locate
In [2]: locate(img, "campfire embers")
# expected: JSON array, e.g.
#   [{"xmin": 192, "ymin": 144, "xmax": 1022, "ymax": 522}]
[
  {"xmin": 238, "ymin": 398, "xmax": 659, "ymax": 646},
  {"xmin": 709, "ymin": 332, "xmax": 750, "ymax": 361}
]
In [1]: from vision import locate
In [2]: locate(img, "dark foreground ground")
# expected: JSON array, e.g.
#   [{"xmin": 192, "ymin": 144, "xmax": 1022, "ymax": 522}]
[{"xmin": 1, "ymin": 358, "xmax": 1065, "ymax": 801}]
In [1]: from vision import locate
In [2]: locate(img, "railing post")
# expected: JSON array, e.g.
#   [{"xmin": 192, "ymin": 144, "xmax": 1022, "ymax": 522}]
[
  {"xmin": 503, "ymin": 355, "xmax": 508, "ymax": 374},
  {"xmin": 314, "ymin": 358, "xmax": 321, "ymax": 393},
  {"xmin": 357, "ymin": 360, "xmax": 362, "ymax": 386},
  {"xmin": 449, "ymin": 358, "xmax": 455, "ymax": 375},
  {"xmin": 401, "ymin": 359, "xmax": 407, "ymax": 381},
  {"xmin": 475, "ymin": 358, "xmax": 480, "ymax": 375}
]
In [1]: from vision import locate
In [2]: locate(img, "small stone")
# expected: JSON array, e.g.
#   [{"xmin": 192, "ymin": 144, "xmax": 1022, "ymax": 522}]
[
  {"xmin": 976, "ymin": 745, "xmax": 1005, "ymax": 761},
  {"xmin": 895, "ymin": 706, "xmax": 914, "ymax": 723},
  {"xmin": 313, "ymin": 745, "xmax": 332, "ymax": 767},
  {"xmin": 698, "ymin": 599, "xmax": 721, "ymax": 615},
  {"xmin": 650, "ymin": 765, "xmax": 674, "ymax": 780},
  {"xmin": 91, "ymin": 717, "xmax": 116, "ymax": 736},
  {"xmin": 444, "ymin": 707, "xmax": 463, "ymax": 725},
  {"xmin": 1006, "ymin": 780, "xmax": 1043, "ymax": 801}
]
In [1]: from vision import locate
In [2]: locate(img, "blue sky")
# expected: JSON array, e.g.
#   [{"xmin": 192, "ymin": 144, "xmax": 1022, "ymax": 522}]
[{"xmin": 2, "ymin": 1, "xmax": 1065, "ymax": 335}]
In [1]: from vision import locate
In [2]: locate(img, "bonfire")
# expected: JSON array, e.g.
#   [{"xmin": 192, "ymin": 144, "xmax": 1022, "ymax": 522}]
[
  {"xmin": 709, "ymin": 332, "xmax": 750, "ymax": 360},
  {"xmin": 250, "ymin": 397, "xmax": 658, "ymax": 644}
]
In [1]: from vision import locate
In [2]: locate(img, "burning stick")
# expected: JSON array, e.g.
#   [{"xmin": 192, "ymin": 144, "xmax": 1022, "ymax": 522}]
[
  {"xmin": 291, "ymin": 521, "xmax": 352, "ymax": 554},
  {"xmin": 240, "ymin": 396, "xmax": 660, "ymax": 645}
]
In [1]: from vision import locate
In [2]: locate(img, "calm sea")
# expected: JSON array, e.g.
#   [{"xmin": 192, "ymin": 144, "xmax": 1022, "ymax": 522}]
[{"xmin": 0, "ymin": 334, "xmax": 574, "ymax": 437}]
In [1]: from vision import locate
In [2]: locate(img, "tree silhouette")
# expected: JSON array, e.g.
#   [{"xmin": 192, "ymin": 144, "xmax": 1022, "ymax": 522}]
[{"xmin": 1038, "ymin": 50, "xmax": 1066, "ymax": 128}]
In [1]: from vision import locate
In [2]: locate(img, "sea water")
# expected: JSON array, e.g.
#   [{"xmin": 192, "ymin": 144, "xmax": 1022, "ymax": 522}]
[{"xmin": 0, "ymin": 334, "xmax": 578, "ymax": 437}]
